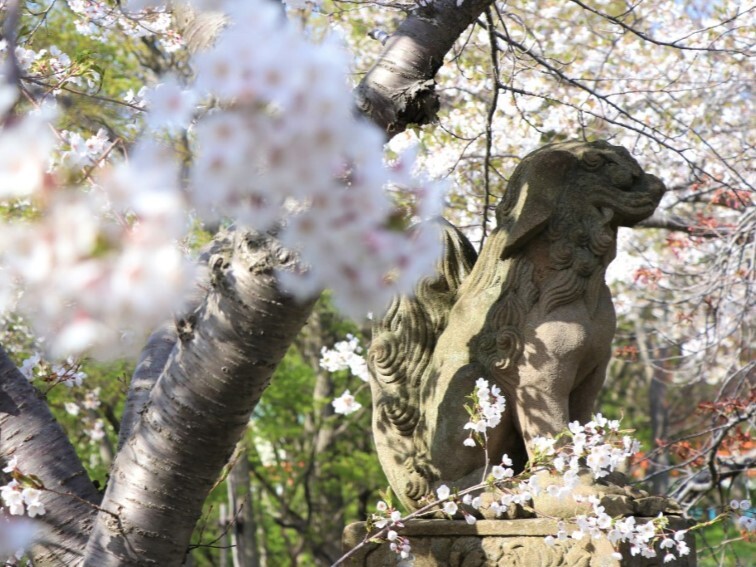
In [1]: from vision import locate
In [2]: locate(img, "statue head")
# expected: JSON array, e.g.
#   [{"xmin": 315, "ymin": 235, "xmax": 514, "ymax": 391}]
[{"xmin": 495, "ymin": 140, "xmax": 666, "ymax": 258}]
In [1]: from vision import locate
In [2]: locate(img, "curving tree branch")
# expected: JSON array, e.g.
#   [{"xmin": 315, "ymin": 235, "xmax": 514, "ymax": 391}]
[
  {"xmin": 355, "ymin": 0, "xmax": 495, "ymax": 136},
  {"xmin": 83, "ymin": 231, "xmax": 316, "ymax": 567},
  {"xmin": 0, "ymin": 347, "xmax": 101, "ymax": 566}
]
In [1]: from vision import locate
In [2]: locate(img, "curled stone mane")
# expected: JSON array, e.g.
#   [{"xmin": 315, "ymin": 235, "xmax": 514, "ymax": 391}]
[
  {"xmin": 472, "ymin": 256, "xmax": 538, "ymax": 379},
  {"xmin": 542, "ymin": 195, "xmax": 616, "ymax": 316}
]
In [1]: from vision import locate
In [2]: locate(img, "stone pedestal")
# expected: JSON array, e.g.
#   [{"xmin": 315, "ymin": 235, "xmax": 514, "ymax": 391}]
[{"xmin": 342, "ymin": 519, "xmax": 696, "ymax": 566}]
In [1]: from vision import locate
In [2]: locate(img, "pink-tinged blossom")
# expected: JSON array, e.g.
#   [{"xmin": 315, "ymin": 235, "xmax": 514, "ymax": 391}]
[
  {"xmin": 87, "ymin": 419, "xmax": 106, "ymax": 442},
  {"xmin": 320, "ymin": 335, "xmax": 369, "ymax": 382},
  {"xmin": 0, "ymin": 135, "xmax": 194, "ymax": 358},
  {"xmin": 532, "ymin": 436, "xmax": 556, "ymax": 456},
  {"xmin": 145, "ymin": 77, "xmax": 198, "ymax": 132},
  {"xmin": 21, "ymin": 488, "xmax": 45, "ymax": 518},
  {"xmin": 59, "ymin": 129, "xmax": 110, "ymax": 168},
  {"xmin": 0, "ymin": 482, "xmax": 25, "ymax": 516},
  {"xmin": 332, "ymin": 390, "xmax": 361, "ymax": 416},
  {"xmin": 182, "ymin": 0, "xmax": 445, "ymax": 319},
  {"xmin": 491, "ymin": 465, "xmax": 513, "ymax": 480},
  {"xmin": 67, "ymin": 0, "xmax": 182, "ymax": 52},
  {"xmin": 0, "ymin": 113, "xmax": 55, "ymax": 199},
  {"xmin": 18, "ymin": 354, "xmax": 41, "ymax": 381},
  {"xmin": 389, "ymin": 537, "xmax": 412, "ymax": 560},
  {"xmin": 51, "ymin": 359, "xmax": 87, "ymax": 388},
  {"xmin": 64, "ymin": 402, "xmax": 81, "ymax": 416}
]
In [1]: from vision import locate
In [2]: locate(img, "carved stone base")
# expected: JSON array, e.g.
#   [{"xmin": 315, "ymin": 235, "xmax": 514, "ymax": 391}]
[{"xmin": 342, "ymin": 519, "xmax": 696, "ymax": 566}]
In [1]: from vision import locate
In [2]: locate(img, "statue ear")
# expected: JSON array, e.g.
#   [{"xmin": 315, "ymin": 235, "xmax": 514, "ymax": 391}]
[{"xmin": 498, "ymin": 150, "xmax": 574, "ymax": 257}]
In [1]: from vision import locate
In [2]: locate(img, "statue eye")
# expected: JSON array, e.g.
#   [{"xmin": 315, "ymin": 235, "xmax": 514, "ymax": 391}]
[{"xmin": 582, "ymin": 151, "xmax": 605, "ymax": 171}]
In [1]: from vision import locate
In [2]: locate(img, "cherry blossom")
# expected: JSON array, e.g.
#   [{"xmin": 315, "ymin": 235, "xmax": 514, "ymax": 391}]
[
  {"xmin": 320, "ymin": 334, "xmax": 369, "ymax": 382},
  {"xmin": 0, "ymin": 0, "xmax": 449, "ymax": 359},
  {"xmin": 0, "ymin": 111, "xmax": 55, "ymax": 200},
  {"xmin": 462, "ymin": 378, "xmax": 506, "ymax": 445},
  {"xmin": 66, "ymin": 0, "xmax": 182, "ymax": 52},
  {"xmin": 0, "ymin": 482, "xmax": 46, "ymax": 519},
  {"xmin": 352, "ymin": 400, "xmax": 695, "ymax": 565},
  {"xmin": 145, "ymin": 77, "xmax": 198, "ymax": 132},
  {"xmin": 332, "ymin": 389, "xmax": 362, "ymax": 416}
]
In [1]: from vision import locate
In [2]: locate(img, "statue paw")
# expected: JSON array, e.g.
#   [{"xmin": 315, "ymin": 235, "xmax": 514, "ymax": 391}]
[{"xmin": 530, "ymin": 469, "xmax": 683, "ymax": 519}]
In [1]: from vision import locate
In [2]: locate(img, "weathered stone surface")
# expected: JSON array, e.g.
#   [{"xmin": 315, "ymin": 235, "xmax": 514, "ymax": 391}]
[
  {"xmin": 342, "ymin": 519, "xmax": 696, "ymax": 566},
  {"xmin": 368, "ymin": 140, "xmax": 667, "ymax": 513},
  {"xmin": 357, "ymin": 141, "xmax": 693, "ymax": 567},
  {"xmin": 530, "ymin": 471, "xmax": 684, "ymax": 519}
]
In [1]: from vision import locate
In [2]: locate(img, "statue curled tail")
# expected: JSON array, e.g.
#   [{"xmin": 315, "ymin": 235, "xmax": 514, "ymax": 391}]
[{"xmin": 368, "ymin": 219, "xmax": 477, "ymax": 506}]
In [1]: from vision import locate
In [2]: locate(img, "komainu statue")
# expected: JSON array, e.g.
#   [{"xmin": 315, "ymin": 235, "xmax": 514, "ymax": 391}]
[{"xmin": 368, "ymin": 140, "xmax": 666, "ymax": 513}]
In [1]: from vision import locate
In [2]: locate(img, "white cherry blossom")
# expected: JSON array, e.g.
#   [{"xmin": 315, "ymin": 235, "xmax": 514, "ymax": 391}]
[{"xmin": 332, "ymin": 389, "xmax": 362, "ymax": 416}]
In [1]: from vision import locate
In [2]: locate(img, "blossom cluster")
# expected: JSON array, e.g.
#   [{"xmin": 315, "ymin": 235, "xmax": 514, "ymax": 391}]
[
  {"xmin": 359, "ymin": 403, "xmax": 692, "ymax": 563},
  {"xmin": 535, "ymin": 415, "xmax": 641, "ymax": 492},
  {"xmin": 18, "ymin": 352, "xmax": 108, "ymax": 443},
  {"xmin": 57, "ymin": 129, "xmax": 111, "ymax": 170},
  {"xmin": 473, "ymin": 415, "xmax": 642, "ymax": 517},
  {"xmin": 0, "ymin": 115, "xmax": 195, "ymax": 357},
  {"xmin": 462, "ymin": 378, "xmax": 506, "ymax": 446},
  {"xmin": 320, "ymin": 335, "xmax": 369, "ymax": 382},
  {"xmin": 1, "ymin": 0, "xmax": 447, "ymax": 359},
  {"xmin": 551, "ymin": 497, "xmax": 691, "ymax": 562},
  {"xmin": 2, "ymin": 40, "xmax": 100, "ymax": 96},
  {"xmin": 437, "ymin": 484, "xmax": 478, "ymax": 525},
  {"xmin": 67, "ymin": 0, "xmax": 182, "ymax": 52},
  {"xmin": 321, "ymin": 334, "xmax": 370, "ymax": 416},
  {"xmin": 177, "ymin": 0, "xmax": 446, "ymax": 319},
  {"xmin": 20, "ymin": 353, "xmax": 87, "ymax": 388},
  {"xmin": 371, "ymin": 500, "xmax": 412, "ymax": 560},
  {"xmin": 1, "ymin": 28, "xmax": 195, "ymax": 357},
  {"xmin": 64, "ymin": 387, "xmax": 101, "ymax": 416},
  {"xmin": 0, "ymin": 84, "xmax": 56, "ymax": 203},
  {"xmin": 348, "ymin": 372, "xmax": 753, "ymax": 566},
  {"xmin": 0, "ymin": 458, "xmax": 43, "ymax": 565},
  {"xmin": 0, "ymin": 481, "xmax": 45, "ymax": 519},
  {"xmin": 0, "ymin": 458, "xmax": 45, "ymax": 519}
]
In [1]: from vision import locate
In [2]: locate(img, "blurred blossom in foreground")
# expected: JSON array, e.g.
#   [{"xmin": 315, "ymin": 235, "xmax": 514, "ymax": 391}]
[{"xmin": 0, "ymin": 0, "xmax": 447, "ymax": 359}]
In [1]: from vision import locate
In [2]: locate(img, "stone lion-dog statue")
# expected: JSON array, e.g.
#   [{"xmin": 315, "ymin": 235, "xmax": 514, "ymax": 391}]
[{"xmin": 368, "ymin": 140, "xmax": 666, "ymax": 515}]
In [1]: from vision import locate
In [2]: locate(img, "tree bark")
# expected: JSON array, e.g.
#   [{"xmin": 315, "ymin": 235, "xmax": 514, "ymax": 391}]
[
  {"xmin": 0, "ymin": 347, "xmax": 100, "ymax": 566},
  {"xmin": 116, "ymin": 324, "xmax": 177, "ymax": 451},
  {"xmin": 355, "ymin": 0, "xmax": 495, "ymax": 136},
  {"xmin": 82, "ymin": 231, "xmax": 315, "ymax": 566},
  {"xmin": 226, "ymin": 443, "xmax": 259, "ymax": 567}
]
